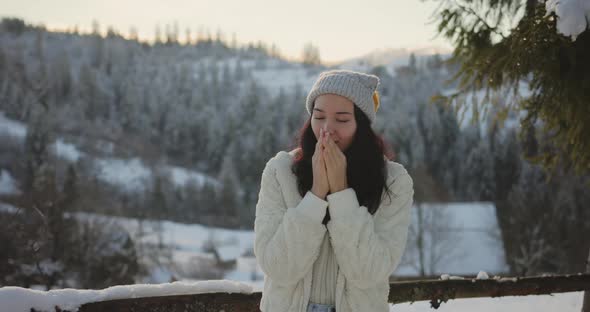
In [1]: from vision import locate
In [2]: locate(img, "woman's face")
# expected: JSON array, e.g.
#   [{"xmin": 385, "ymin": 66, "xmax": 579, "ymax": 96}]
[{"xmin": 311, "ymin": 94, "xmax": 357, "ymax": 152}]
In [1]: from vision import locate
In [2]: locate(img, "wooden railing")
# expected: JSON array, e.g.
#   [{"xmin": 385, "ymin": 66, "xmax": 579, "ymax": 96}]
[{"xmin": 64, "ymin": 273, "xmax": 590, "ymax": 312}]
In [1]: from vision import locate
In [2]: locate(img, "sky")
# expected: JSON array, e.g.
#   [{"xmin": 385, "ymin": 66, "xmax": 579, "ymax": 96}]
[{"xmin": 1, "ymin": 0, "xmax": 453, "ymax": 64}]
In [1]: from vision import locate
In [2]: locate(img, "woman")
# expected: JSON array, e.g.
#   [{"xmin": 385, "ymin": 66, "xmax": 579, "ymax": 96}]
[{"xmin": 254, "ymin": 69, "xmax": 414, "ymax": 312}]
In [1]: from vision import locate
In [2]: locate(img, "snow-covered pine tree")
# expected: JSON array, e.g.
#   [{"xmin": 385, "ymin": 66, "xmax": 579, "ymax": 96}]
[{"xmin": 434, "ymin": 0, "xmax": 590, "ymax": 174}]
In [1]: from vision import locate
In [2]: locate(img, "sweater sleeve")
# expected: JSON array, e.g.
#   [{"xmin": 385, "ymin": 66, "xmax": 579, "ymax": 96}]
[
  {"xmin": 326, "ymin": 169, "xmax": 414, "ymax": 290},
  {"xmin": 254, "ymin": 158, "xmax": 328, "ymax": 286}
]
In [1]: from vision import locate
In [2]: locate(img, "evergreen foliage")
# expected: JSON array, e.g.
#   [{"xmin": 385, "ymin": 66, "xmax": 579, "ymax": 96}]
[{"xmin": 434, "ymin": 0, "xmax": 590, "ymax": 174}]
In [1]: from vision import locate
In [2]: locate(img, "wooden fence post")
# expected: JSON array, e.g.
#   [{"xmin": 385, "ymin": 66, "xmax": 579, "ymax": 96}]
[{"xmin": 582, "ymin": 248, "xmax": 590, "ymax": 312}]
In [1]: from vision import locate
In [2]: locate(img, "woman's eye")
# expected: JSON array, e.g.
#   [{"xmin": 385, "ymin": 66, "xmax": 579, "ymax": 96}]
[{"xmin": 314, "ymin": 118, "xmax": 348, "ymax": 123}]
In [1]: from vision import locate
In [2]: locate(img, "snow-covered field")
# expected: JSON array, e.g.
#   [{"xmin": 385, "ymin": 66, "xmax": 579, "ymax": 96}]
[
  {"xmin": 5, "ymin": 203, "xmax": 563, "ymax": 312},
  {"xmin": 82, "ymin": 202, "xmax": 507, "ymax": 285},
  {"xmin": 396, "ymin": 202, "xmax": 508, "ymax": 276},
  {"xmin": 67, "ymin": 210, "xmax": 263, "ymax": 287}
]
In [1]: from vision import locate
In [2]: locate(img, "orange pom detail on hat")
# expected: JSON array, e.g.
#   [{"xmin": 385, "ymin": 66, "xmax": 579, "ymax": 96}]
[{"xmin": 373, "ymin": 90, "xmax": 380, "ymax": 112}]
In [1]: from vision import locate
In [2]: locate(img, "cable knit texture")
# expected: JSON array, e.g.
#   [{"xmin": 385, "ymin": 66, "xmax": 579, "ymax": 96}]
[
  {"xmin": 309, "ymin": 233, "xmax": 338, "ymax": 304},
  {"xmin": 254, "ymin": 149, "xmax": 414, "ymax": 312},
  {"xmin": 305, "ymin": 70, "xmax": 380, "ymax": 124}
]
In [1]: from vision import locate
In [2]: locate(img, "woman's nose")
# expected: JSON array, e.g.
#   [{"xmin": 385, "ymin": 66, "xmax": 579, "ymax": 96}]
[{"xmin": 322, "ymin": 127, "xmax": 336, "ymax": 141}]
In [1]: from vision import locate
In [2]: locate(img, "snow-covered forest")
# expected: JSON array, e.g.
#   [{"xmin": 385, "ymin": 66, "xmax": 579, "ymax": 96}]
[{"xmin": 0, "ymin": 16, "xmax": 588, "ymax": 307}]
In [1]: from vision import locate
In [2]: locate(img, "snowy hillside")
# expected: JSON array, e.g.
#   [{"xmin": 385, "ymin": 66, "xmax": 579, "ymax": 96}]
[
  {"xmin": 1, "ymin": 109, "xmax": 510, "ymax": 283},
  {"xmin": 0, "ymin": 111, "xmax": 221, "ymax": 195},
  {"xmin": 336, "ymin": 46, "xmax": 451, "ymax": 76}
]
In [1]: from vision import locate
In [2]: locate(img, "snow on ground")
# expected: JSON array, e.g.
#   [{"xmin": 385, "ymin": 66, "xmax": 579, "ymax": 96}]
[
  {"xmin": 0, "ymin": 112, "xmax": 27, "ymax": 139},
  {"xmin": 51, "ymin": 138, "xmax": 84, "ymax": 162},
  {"xmin": 165, "ymin": 165, "xmax": 220, "ymax": 189},
  {"xmin": 0, "ymin": 202, "xmax": 18, "ymax": 213},
  {"xmin": 94, "ymin": 157, "xmax": 221, "ymax": 194},
  {"xmin": 0, "ymin": 169, "xmax": 20, "ymax": 195},
  {"xmin": 250, "ymin": 65, "xmax": 316, "ymax": 98},
  {"xmin": 88, "ymin": 156, "xmax": 221, "ymax": 194},
  {"xmin": 4, "ymin": 200, "xmax": 507, "ymax": 288},
  {"xmin": 217, "ymin": 245, "xmax": 243, "ymax": 262},
  {"xmin": 337, "ymin": 46, "xmax": 452, "ymax": 77},
  {"xmin": 430, "ymin": 202, "xmax": 507, "ymax": 275},
  {"xmin": 73, "ymin": 211, "xmax": 261, "ymax": 284},
  {"xmin": 153, "ymin": 220, "xmax": 255, "ymax": 263},
  {"xmin": 395, "ymin": 202, "xmax": 508, "ymax": 276},
  {"xmin": 155, "ymin": 218, "xmax": 263, "ymax": 287},
  {"xmin": 390, "ymin": 291, "xmax": 583, "ymax": 311},
  {"xmin": 192, "ymin": 56, "xmax": 317, "ymax": 98},
  {"xmin": 94, "ymin": 157, "xmax": 153, "ymax": 193},
  {"xmin": 104, "ymin": 201, "xmax": 506, "ymax": 286},
  {"xmin": 0, "ymin": 111, "xmax": 84, "ymax": 163},
  {"xmin": 0, "ymin": 111, "xmax": 219, "ymax": 194},
  {"xmin": 0, "ymin": 280, "xmax": 254, "ymax": 312},
  {"xmin": 191, "ymin": 56, "xmax": 259, "ymax": 81}
]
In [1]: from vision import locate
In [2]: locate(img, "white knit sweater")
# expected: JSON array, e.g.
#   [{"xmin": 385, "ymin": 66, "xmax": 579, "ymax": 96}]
[
  {"xmin": 254, "ymin": 149, "xmax": 414, "ymax": 312},
  {"xmin": 310, "ymin": 232, "xmax": 338, "ymax": 304}
]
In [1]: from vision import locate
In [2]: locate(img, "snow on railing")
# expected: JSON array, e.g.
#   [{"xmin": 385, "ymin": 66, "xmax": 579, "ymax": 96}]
[
  {"xmin": 0, "ymin": 280, "xmax": 253, "ymax": 312},
  {"xmin": 2, "ymin": 273, "xmax": 589, "ymax": 312}
]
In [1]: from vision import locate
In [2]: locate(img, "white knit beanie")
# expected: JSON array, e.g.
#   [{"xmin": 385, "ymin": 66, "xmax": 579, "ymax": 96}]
[{"xmin": 306, "ymin": 69, "xmax": 381, "ymax": 124}]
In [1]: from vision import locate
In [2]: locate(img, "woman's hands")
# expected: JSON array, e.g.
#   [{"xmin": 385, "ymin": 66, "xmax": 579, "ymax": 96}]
[
  {"xmin": 311, "ymin": 128, "xmax": 330, "ymax": 199},
  {"xmin": 311, "ymin": 128, "xmax": 348, "ymax": 199},
  {"xmin": 321, "ymin": 129, "xmax": 348, "ymax": 193}
]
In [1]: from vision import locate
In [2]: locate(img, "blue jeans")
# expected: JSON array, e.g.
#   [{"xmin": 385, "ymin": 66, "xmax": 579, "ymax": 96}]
[{"xmin": 307, "ymin": 302, "xmax": 336, "ymax": 312}]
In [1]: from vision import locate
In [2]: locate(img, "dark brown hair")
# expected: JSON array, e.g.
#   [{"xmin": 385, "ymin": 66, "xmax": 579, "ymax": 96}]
[{"xmin": 290, "ymin": 104, "xmax": 395, "ymax": 224}]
